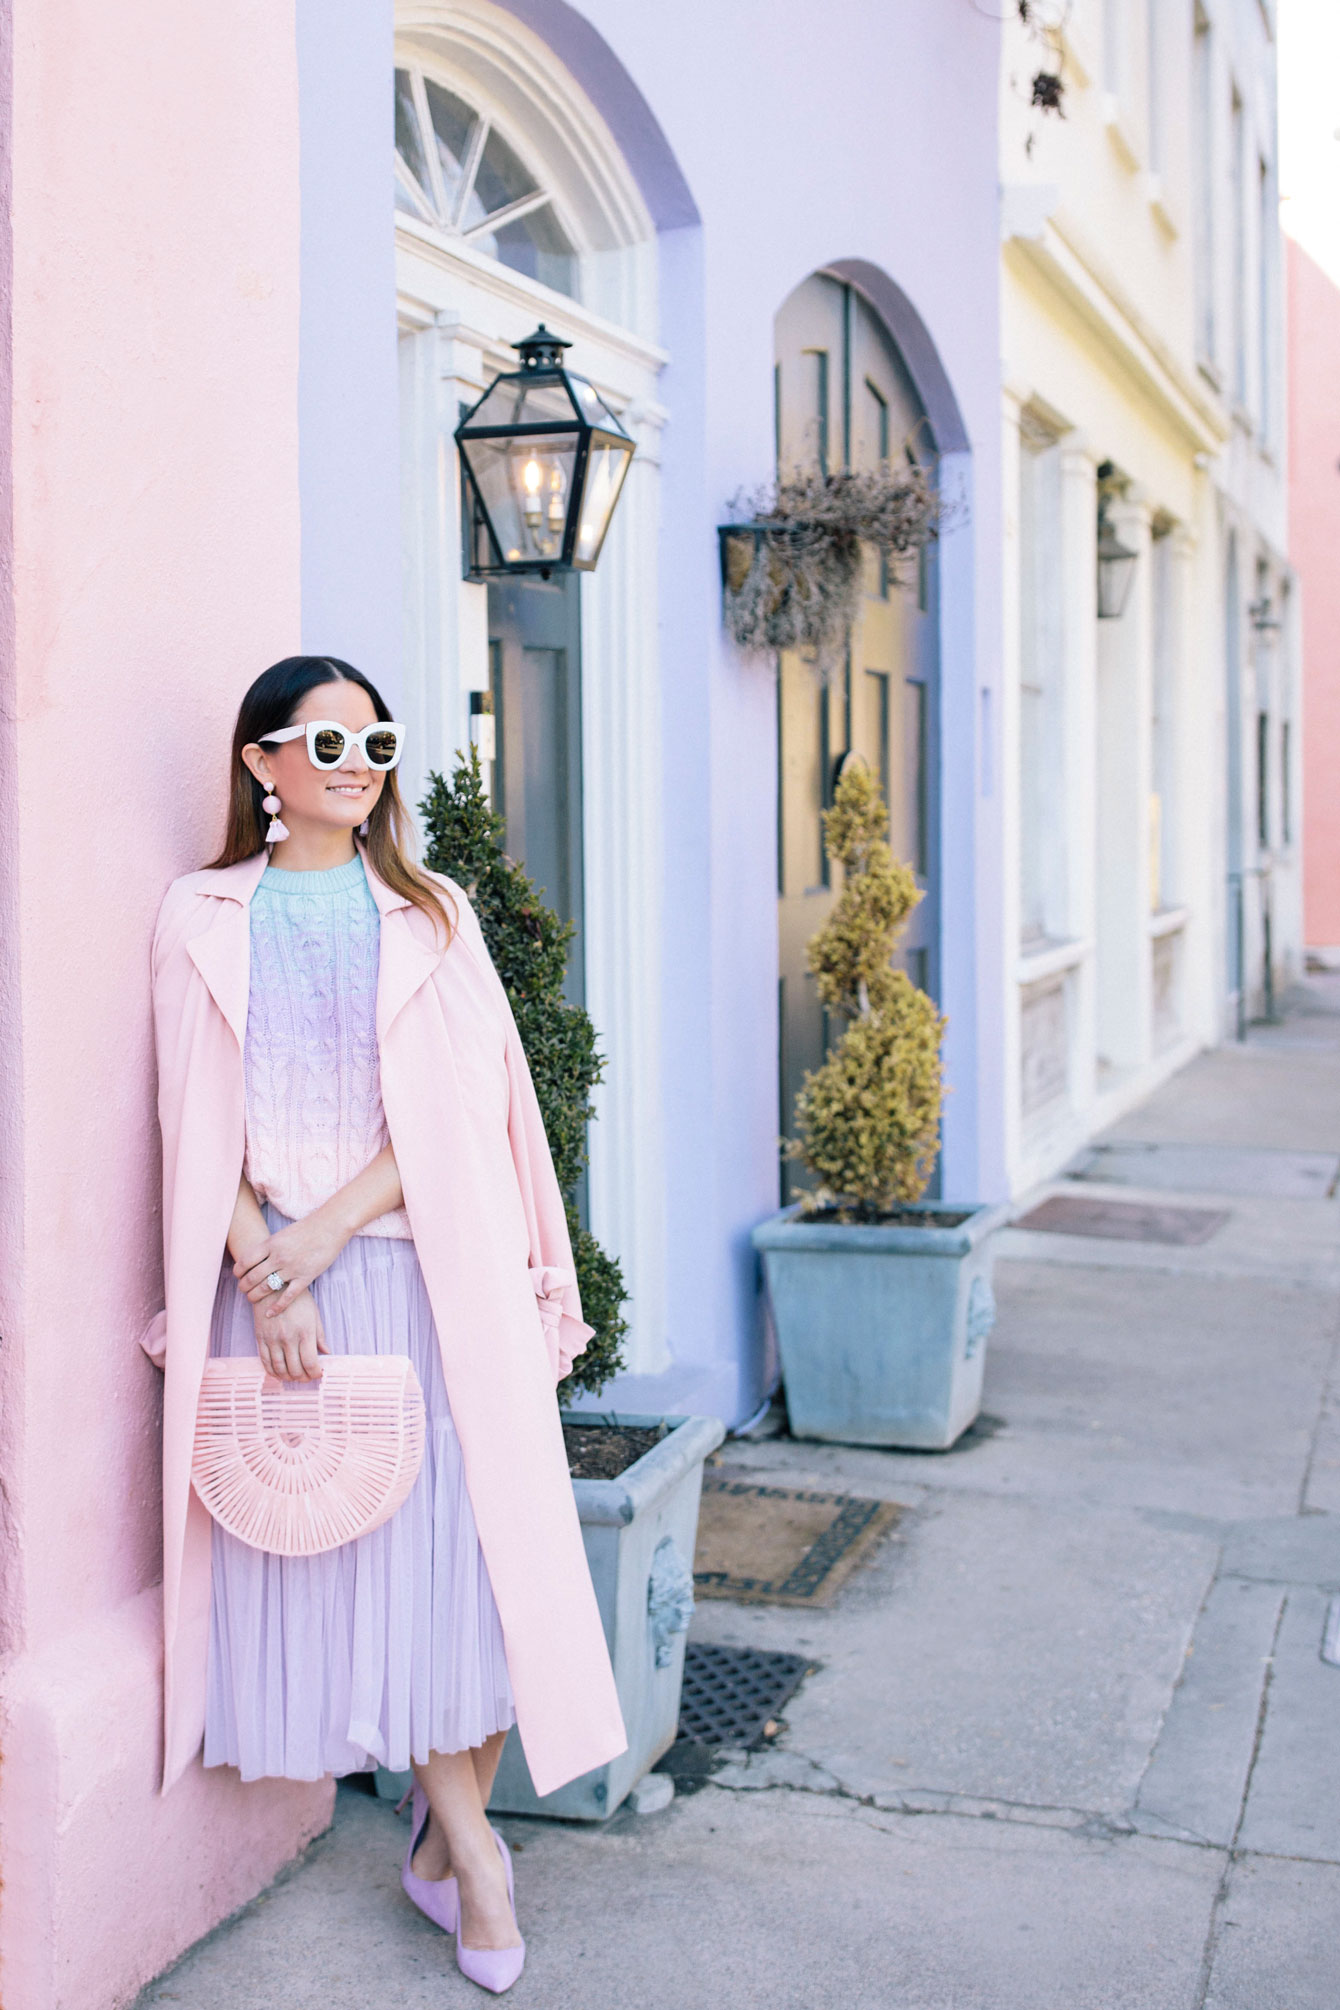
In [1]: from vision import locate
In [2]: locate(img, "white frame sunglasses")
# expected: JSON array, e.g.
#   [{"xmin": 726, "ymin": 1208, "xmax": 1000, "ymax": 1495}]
[{"xmin": 260, "ymin": 719, "xmax": 405, "ymax": 771}]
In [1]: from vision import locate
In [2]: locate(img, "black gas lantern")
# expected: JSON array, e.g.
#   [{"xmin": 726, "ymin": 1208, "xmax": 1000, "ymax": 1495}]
[
  {"xmin": 455, "ymin": 325, "xmax": 635, "ymax": 578},
  {"xmin": 1095, "ymin": 460, "xmax": 1139, "ymax": 620}
]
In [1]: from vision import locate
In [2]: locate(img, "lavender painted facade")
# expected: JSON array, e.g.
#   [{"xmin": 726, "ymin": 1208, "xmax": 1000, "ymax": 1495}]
[{"xmin": 295, "ymin": 0, "xmax": 1005, "ymax": 1431}]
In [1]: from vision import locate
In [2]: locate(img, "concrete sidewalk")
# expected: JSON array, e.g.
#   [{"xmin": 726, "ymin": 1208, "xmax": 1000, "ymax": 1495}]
[{"xmin": 135, "ymin": 988, "xmax": 1340, "ymax": 2010}]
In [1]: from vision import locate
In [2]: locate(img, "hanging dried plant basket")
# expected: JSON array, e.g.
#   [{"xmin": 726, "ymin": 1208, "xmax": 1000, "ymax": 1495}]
[{"xmin": 719, "ymin": 464, "xmax": 942, "ymax": 675}]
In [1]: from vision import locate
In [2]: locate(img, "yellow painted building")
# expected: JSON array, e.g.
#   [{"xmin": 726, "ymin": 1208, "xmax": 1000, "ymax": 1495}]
[{"xmin": 998, "ymin": 0, "xmax": 1293, "ymax": 1191}]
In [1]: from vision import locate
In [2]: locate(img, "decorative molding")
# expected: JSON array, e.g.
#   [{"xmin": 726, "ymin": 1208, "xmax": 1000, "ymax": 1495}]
[
  {"xmin": 482, "ymin": 0, "xmax": 700, "ymax": 232},
  {"xmin": 1000, "ymin": 182, "xmax": 1060, "ymax": 245},
  {"xmin": 1144, "ymin": 174, "xmax": 1181, "ymax": 240},
  {"xmin": 1006, "ymin": 214, "xmax": 1230, "ymax": 453},
  {"xmin": 395, "ymin": 218, "xmax": 667, "ymax": 378},
  {"xmin": 1102, "ymin": 95, "xmax": 1142, "ymax": 173},
  {"xmin": 396, "ymin": 0, "xmax": 657, "ymax": 253}
]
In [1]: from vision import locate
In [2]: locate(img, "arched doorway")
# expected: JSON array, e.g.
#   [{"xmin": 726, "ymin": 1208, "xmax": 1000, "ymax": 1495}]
[
  {"xmin": 394, "ymin": 2, "xmax": 669, "ymax": 1364},
  {"xmin": 775, "ymin": 271, "xmax": 940, "ymax": 1199}
]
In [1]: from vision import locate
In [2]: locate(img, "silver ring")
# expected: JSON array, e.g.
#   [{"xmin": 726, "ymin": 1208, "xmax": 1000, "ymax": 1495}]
[{"xmin": 266, "ymin": 1270, "xmax": 285, "ymax": 1294}]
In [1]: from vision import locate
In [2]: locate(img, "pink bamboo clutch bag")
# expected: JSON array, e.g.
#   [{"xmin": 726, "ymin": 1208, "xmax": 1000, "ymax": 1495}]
[{"xmin": 191, "ymin": 1355, "xmax": 426, "ymax": 1556}]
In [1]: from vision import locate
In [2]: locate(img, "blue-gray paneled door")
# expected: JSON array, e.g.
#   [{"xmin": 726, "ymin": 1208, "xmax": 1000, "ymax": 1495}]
[
  {"xmin": 774, "ymin": 272, "xmax": 940, "ymax": 1203},
  {"xmin": 487, "ymin": 574, "xmax": 585, "ymax": 1010}
]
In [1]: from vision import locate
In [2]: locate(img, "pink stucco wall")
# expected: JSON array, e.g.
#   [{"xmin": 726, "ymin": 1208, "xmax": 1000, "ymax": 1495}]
[
  {"xmin": 1288, "ymin": 239, "xmax": 1340, "ymax": 948},
  {"xmin": 0, "ymin": 5, "xmax": 332, "ymax": 2006}
]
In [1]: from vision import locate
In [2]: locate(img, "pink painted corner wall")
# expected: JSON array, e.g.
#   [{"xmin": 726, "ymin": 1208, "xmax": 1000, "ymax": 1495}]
[
  {"xmin": 1288, "ymin": 239, "xmax": 1340, "ymax": 948},
  {"xmin": 0, "ymin": 5, "xmax": 332, "ymax": 2007}
]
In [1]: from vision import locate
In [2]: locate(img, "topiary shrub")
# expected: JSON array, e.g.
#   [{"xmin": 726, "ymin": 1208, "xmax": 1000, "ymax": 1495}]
[
  {"xmin": 419, "ymin": 748, "xmax": 628, "ymax": 1397},
  {"xmin": 789, "ymin": 761, "xmax": 946, "ymax": 1221}
]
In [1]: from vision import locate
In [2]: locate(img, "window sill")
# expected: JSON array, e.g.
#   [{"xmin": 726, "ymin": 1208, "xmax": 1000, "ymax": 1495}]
[
  {"xmin": 1018, "ymin": 936, "xmax": 1091, "ymax": 985},
  {"xmin": 1149, "ymin": 905, "xmax": 1189, "ymax": 939}
]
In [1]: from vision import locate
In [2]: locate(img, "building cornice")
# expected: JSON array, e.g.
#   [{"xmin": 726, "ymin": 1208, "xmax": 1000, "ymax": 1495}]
[{"xmin": 1003, "ymin": 198, "xmax": 1230, "ymax": 455}]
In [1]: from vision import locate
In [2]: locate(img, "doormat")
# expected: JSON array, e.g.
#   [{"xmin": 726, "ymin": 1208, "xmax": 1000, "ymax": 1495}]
[
  {"xmin": 1013, "ymin": 1193, "xmax": 1231, "ymax": 1246},
  {"xmin": 676, "ymin": 1643, "xmax": 813, "ymax": 1748},
  {"xmin": 693, "ymin": 1476, "xmax": 899, "ymax": 1605}
]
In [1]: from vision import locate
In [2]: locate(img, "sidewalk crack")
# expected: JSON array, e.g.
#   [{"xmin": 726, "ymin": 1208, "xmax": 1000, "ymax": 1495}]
[
  {"xmin": 1191, "ymin": 1592, "xmax": 1287, "ymax": 2010},
  {"xmin": 1298, "ymin": 1318, "xmax": 1340, "ymax": 1516},
  {"xmin": 707, "ymin": 1749, "xmax": 1135, "ymax": 1839}
]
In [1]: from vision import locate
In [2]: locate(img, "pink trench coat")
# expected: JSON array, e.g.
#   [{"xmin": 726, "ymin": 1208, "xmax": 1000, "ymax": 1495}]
[{"xmin": 145, "ymin": 847, "xmax": 627, "ymax": 1796}]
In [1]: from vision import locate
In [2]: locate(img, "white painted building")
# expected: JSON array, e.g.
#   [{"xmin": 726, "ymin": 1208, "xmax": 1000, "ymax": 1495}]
[{"xmin": 997, "ymin": 0, "xmax": 1294, "ymax": 1195}]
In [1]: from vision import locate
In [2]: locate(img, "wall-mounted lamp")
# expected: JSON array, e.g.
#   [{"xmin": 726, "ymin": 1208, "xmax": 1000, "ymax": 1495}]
[
  {"xmin": 455, "ymin": 325, "xmax": 635, "ymax": 579},
  {"xmin": 1095, "ymin": 461, "xmax": 1138, "ymax": 620},
  {"xmin": 1248, "ymin": 596, "xmax": 1282, "ymax": 633}
]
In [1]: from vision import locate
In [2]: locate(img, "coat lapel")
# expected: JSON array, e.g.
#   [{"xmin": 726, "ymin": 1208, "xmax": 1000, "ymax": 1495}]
[
  {"xmin": 184, "ymin": 849, "xmax": 444, "ymax": 1049},
  {"xmin": 364, "ymin": 854, "xmax": 446, "ymax": 1038},
  {"xmin": 185, "ymin": 851, "xmax": 269, "ymax": 1047}
]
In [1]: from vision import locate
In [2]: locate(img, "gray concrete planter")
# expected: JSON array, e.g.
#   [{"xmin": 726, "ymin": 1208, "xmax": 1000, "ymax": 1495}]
[
  {"xmin": 484, "ymin": 1411, "xmax": 725, "ymax": 1821},
  {"xmin": 753, "ymin": 1201, "xmax": 1011, "ymax": 1449}
]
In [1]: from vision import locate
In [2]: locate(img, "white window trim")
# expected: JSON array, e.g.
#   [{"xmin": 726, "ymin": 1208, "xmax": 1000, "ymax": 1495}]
[
  {"xmin": 394, "ymin": 6, "xmax": 669, "ymax": 1372},
  {"xmin": 396, "ymin": 56, "xmax": 583, "ymax": 282}
]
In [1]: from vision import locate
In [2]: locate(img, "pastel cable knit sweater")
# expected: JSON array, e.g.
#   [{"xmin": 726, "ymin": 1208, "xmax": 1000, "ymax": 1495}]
[{"xmin": 243, "ymin": 854, "xmax": 411, "ymax": 1238}]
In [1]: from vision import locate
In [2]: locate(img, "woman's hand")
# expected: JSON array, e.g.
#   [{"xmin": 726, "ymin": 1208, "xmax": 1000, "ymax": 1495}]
[
  {"xmin": 234, "ymin": 1210, "xmax": 352, "ymax": 1315},
  {"xmin": 252, "ymin": 1287, "xmax": 329, "ymax": 1382},
  {"xmin": 230, "ymin": 1148, "xmax": 404, "ymax": 1319}
]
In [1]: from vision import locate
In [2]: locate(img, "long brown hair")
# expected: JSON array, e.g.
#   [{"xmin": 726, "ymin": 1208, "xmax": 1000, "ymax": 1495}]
[{"xmin": 207, "ymin": 656, "xmax": 454, "ymax": 942}]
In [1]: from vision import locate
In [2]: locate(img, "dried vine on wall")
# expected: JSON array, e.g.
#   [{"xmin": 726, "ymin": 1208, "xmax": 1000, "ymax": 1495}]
[{"xmin": 722, "ymin": 462, "xmax": 942, "ymax": 677}]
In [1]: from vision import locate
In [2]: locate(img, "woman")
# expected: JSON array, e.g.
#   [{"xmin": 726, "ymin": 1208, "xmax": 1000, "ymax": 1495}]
[{"xmin": 145, "ymin": 656, "xmax": 625, "ymax": 1995}]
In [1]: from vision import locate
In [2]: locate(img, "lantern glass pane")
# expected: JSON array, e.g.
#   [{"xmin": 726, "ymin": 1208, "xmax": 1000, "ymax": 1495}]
[
  {"xmin": 466, "ymin": 434, "xmax": 580, "ymax": 566},
  {"xmin": 573, "ymin": 439, "xmax": 634, "ymax": 566},
  {"xmin": 466, "ymin": 374, "xmax": 580, "ymax": 431},
  {"xmin": 1097, "ymin": 550, "xmax": 1138, "ymax": 619},
  {"xmin": 569, "ymin": 374, "xmax": 625, "ymax": 432}
]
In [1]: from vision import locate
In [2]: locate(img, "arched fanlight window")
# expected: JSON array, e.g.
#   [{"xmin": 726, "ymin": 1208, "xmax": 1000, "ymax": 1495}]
[{"xmin": 395, "ymin": 65, "xmax": 579, "ymax": 301}]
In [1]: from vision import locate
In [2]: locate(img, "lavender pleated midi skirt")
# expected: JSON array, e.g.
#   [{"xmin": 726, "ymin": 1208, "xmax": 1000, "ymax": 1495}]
[{"xmin": 203, "ymin": 1213, "xmax": 516, "ymax": 1783}]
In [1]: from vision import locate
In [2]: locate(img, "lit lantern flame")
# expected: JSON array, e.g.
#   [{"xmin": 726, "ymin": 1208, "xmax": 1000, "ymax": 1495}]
[{"xmin": 521, "ymin": 455, "xmax": 543, "ymax": 531}]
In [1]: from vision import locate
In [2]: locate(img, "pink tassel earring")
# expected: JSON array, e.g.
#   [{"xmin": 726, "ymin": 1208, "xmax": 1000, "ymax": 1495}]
[{"xmin": 262, "ymin": 789, "xmax": 290, "ymax": 845}]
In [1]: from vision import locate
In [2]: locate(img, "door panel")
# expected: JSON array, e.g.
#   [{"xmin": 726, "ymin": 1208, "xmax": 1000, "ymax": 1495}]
[
  {"xmin": 487, "ymin": 575, "xmax": 585, "ymax": 1007},
  {"xmin": 775, "ymin": 273, "xmax": 938, "ymax": 1201}
]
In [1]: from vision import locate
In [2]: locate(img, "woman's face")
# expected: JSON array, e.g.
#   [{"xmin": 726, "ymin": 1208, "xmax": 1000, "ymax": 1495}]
[{"xmin": 242, "ymin": 680, "xmax": 387, "ymax": 837}]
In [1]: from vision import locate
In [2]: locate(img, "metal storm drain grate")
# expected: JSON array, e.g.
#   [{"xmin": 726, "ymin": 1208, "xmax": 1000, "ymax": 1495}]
[{"xmin": 676, "ymin": 1643, "xmax": 812, "ymax": 1749}]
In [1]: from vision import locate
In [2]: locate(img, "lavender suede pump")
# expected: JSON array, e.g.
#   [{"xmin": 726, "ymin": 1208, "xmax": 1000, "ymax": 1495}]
[
  {"xmin": 455, "ymin": 1829, "xmax": 525, "ymax": 1995},
  {"xmin": 400, "ymin": 1785, "xmax": 459, "ymax": 1934}
]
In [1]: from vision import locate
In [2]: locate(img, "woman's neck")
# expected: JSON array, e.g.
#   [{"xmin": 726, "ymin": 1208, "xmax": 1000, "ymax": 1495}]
[{"xmin": 269, "ymin": 823, "xmax": 359, "ymax": 873}]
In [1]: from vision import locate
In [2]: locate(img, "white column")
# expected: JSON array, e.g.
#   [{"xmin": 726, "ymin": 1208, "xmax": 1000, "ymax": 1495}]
[
  {"xmin": 999, "ymin": 390, "xmax": 1025, "ymax": 1185},
  {"xmin": 1167, "ymin": 522, "xmax": 1211, "ymax": 1035},
  {"xmin": 580, "ymin": 404, "xmax": 669, "ymax": 1375},
  {"xmin": 1059, "ymin": 439, "xmax": 1099, "ymax": 1113},
  {"xmin": 1094, "ymin": 491, "xmax": 1154, "ymax": 1074},
  {"xmin": 397, "ymin": 312, "xmax": 490, "ymax": 839}
]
